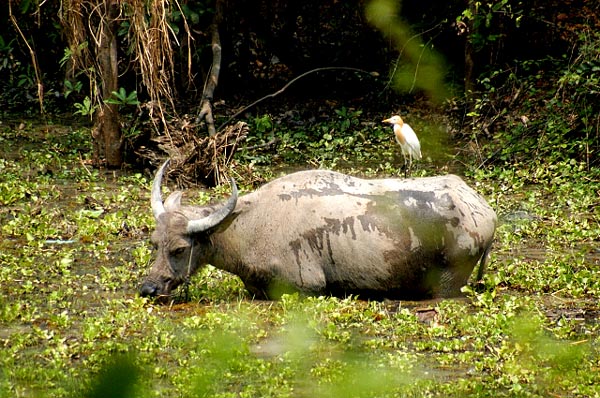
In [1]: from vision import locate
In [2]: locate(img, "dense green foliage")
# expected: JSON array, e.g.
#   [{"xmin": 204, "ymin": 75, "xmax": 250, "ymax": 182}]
[{"xmin": 465, "ymin": 31, "xmax": 600, "ymax": 170}]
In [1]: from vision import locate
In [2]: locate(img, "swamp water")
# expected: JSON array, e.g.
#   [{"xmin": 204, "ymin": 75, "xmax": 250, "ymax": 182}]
[{"xmin": 1, "ymin": 123, "xmax": 599, "ymax": 397}]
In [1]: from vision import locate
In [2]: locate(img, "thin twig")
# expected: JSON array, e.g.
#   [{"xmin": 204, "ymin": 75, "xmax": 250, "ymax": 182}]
[
  {"xmin": 409, "ymin": 31, "xmax": 442, "ymax": 93},
  {"xmin": 79, "ymin": 153, "xmax": 93, "ymax": 177},
  {"xmin": 243, "ymin": 137, "xmax": 280, "ymax": 151},
  {"xmin": 173, "ymin": 0, "xmax": 194, "ymax": 86},
  {"xmin": 9, "ymin": 1, "xmax": 44, "ymax": 113},
  {"xmin": 383, "ymin": 22, "xmax": 443, "ymax": 93},
  {"xmin": 217, "ymin": 66, "xmax": 374, "ymax": 131}
]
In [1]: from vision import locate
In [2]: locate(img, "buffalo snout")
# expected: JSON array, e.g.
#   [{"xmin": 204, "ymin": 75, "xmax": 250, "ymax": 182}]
[{"xmin": 139, "ymin": 281, "xmax": 159, "ymax": 297}]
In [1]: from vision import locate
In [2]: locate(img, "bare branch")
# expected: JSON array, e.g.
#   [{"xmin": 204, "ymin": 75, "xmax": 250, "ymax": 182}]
[
  {"xmin": 217, "ymin": 67, "xmax": 375, "ymax": 131},
  {"xmin": 9, "ymin": 1, "xmax": 44, "ymax": 113}
]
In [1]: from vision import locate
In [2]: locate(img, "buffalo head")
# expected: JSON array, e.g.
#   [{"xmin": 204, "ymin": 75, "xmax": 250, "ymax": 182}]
[{"xmin": 139, "ymin": 160, "xmax": 238, "ymax": 298}]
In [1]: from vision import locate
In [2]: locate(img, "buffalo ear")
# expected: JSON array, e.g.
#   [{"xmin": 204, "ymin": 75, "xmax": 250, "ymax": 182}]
[{"xmin": 164, "ymin": 191, "xmax": 183, "ymax": 211}]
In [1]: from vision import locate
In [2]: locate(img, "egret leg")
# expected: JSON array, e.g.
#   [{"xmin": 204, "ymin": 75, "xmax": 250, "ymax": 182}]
[
  {"xmin": 405, "ymin": 156, "xmax": 412, "ymax": 178},
  {"xmin": 401, "ymin": 153, "xmax": 408, "ymax": 178}
]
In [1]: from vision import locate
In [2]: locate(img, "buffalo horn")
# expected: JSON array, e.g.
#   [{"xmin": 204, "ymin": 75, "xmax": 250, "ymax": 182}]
[
  {"xmin": 151, "ymin": 159, "xmax": 170, "ymax": 220},
  {"xmin": 187, "ymin": 177, "xmax": 238, "ymax": 233}
]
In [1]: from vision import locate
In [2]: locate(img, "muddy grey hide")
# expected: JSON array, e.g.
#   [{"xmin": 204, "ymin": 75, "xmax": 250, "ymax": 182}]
[{"xmin": 140, "ymin": 160, "xmax": 497, "ymax": 300}]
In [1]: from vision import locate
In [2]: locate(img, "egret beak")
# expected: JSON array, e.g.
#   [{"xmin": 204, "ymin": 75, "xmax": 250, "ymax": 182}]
[{"xmin": 382, "ymin": 118, "xmax": 391, "ymax": 123}]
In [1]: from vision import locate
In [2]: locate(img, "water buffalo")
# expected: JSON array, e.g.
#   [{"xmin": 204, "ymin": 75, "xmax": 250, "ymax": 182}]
[{"xmin": 140, "ymin": 160, "xmax": 497, "ymax": 300}]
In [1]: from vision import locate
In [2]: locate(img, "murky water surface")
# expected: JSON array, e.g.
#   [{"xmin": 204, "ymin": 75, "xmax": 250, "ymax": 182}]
[{"xmin": 1, "ymin": 123, "xmax": 599, "ymax": 392}]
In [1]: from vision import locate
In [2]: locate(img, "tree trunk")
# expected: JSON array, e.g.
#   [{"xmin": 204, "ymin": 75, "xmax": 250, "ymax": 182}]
[
  {"xmin": 94, "ymin": 0, "xmax": 122, "ymax": 168},
  {"xmin": 196, "ymin": 0, "xmax": 223, "ymax": 136}
]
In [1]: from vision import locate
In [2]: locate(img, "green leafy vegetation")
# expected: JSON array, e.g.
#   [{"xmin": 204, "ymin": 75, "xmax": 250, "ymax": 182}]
[
  {"xmin": 1, "ymin": 1, "xmax": 598, "ymax": 395},
  {"xmin": 241, "ymin": 107, "xmax": 420, "ymax": 177},
  {"xmin": 465, "ymin": 27, "xmax": 600, "ymax": 169},
  {"xmin": 1, "ymin": 96, "xmax": 599, "ymax": 397},
  {"xmin": 105, "ymin": 88, "xmax": 140, "ymax": 107}
]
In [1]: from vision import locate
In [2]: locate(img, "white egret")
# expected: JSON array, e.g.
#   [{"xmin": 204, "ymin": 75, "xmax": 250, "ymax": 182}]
[{"xmin": 382, "ymin": 115, "xmax": 422, "ymax": 177}]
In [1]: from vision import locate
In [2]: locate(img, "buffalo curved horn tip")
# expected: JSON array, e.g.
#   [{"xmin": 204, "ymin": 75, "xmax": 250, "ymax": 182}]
[
  {"xmin": 151, "ymin": 159, "xmax": 171, "ymax": 220},
  {"xmin": 187, "ymin": 177, "xmax": 238, "ymax": 234}
]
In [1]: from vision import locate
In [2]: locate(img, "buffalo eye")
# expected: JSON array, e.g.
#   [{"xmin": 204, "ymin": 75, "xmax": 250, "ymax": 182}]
[{"xmin": 170, "ymin": 247, "xmax": 186, "ymax": 256}]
